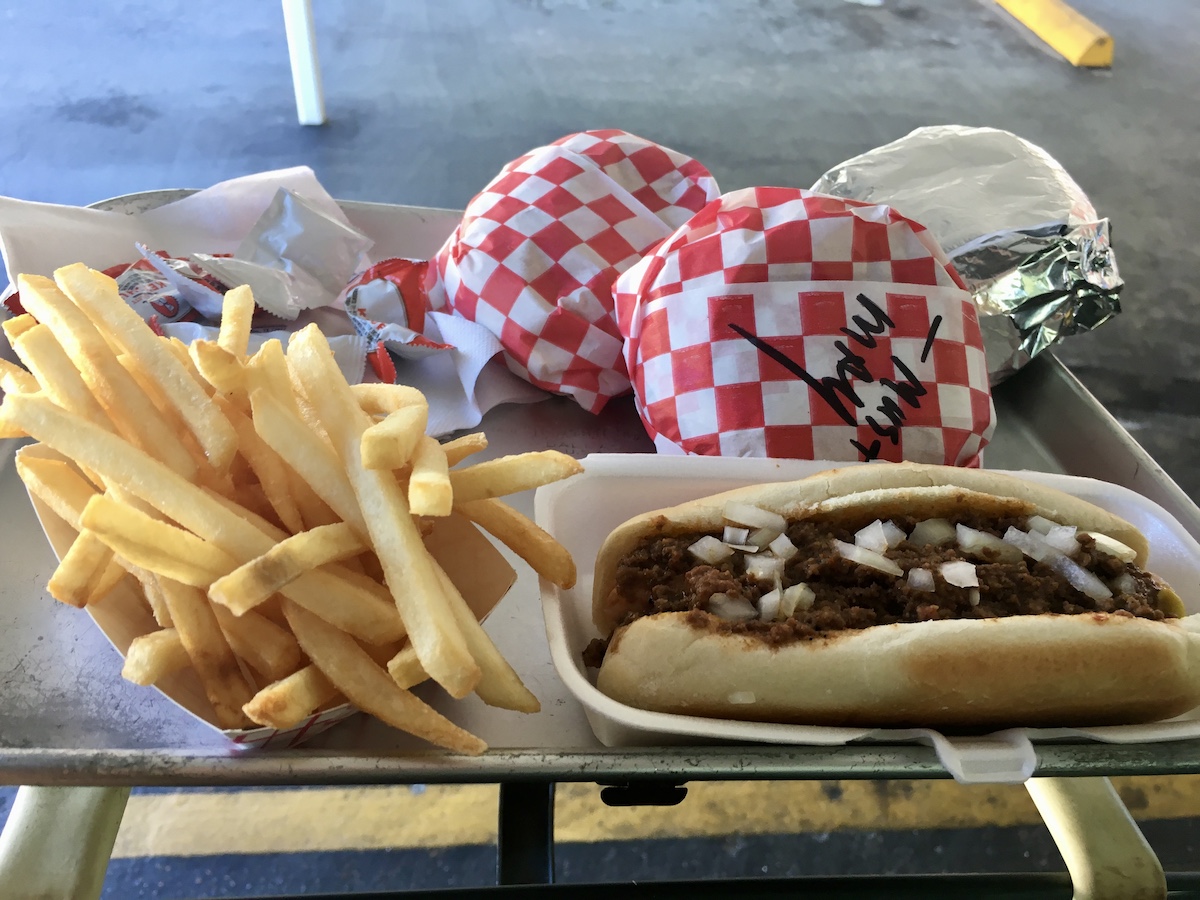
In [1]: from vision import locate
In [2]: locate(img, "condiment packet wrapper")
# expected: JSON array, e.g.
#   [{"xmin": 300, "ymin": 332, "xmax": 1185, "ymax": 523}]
[
  {"xmin": 614, "ymin": 187, "xmax": 996, "ymax": 465},
  {"xmin": 427, "ymin": 130, "xmax": 720, "ymax": 413},
  {"xmin": 193, "ymin": 188, "xmax": 375, "ymax": 320}
]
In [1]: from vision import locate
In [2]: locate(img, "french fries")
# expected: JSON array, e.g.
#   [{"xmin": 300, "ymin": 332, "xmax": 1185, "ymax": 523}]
[
  {"xmin": 122, "ymin": 628, "xmax": 190, "ymax": 686},
  {"xmin": 456, "ymin": 497, "xmax": 578, "ymax": 589},
  {"xmin": 4, "ymin": 265, "xmax": 582, "ymax": 754},
  {"xmin": 450, "ymin": 451, "xmax": 584, "ymax": 503}
]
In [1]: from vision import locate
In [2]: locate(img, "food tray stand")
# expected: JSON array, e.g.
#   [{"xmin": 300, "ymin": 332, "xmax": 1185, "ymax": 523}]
[{"xmin": 1, "ymin": 195, "xmax": 1198, "ymax": 898}]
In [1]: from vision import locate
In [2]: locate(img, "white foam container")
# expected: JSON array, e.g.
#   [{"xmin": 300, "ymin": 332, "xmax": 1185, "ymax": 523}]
[{"xmin": 536, "ymin": 454, "xmax": 1200, "ymax": 783}]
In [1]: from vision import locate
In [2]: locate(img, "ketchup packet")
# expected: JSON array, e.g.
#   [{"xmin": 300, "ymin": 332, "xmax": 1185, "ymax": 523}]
[
  {"xmin": 426, "ymin": 130, "xmax": 720, "ymax": 413},
  {"xmin": 3, "ymin": 256, "xmax": 205, "ymax": 325},
  {"xmin": 339, "ymin": 258, "xmax": 453, "ymax": 383},
  {"xmin": 613, "ymin": 187, "xmax": 996, "ymax": 465}
]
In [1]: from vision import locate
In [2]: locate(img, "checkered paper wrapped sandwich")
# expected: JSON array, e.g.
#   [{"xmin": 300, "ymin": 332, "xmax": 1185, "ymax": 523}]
[
  {"xmin": 426, "ymin": 130, "xmax": 720, "ymax": 413},
  {"xmin": 613, "ymin": 187, "xmax": 996, "ymax": 465}
]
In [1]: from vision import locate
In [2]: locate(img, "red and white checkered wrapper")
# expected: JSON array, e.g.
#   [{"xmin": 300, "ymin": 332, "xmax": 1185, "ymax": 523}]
[
  {"xmin": 427, "ymin": 130, "xmax": 720, "ymax": 413},
  {"xmin": 614, "ymin": 187, "xmax": 996, "ymax": 465}
]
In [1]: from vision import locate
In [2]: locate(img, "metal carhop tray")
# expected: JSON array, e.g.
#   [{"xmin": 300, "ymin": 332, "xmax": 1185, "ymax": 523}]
[{"xmin": 1, "ymin": 195, "xmax": 1197, "ymax": 897}]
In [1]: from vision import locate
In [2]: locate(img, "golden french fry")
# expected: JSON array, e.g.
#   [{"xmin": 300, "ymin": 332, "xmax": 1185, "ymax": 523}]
[
  {"xmin": 283, "ymin": 599, "xmax": 486, "ymax": 754},
  {"xmin": 158, "ymin": 577, "xmax": 253, "ymax": 729},
  {"xmin": 217, "ymin": 285, "xmax": 255, "ymax": 359},
  {"xmin": 386, "ymin": 645, "xmax": 428, "ymax": 690},
  {"xmin": 456, "ymin": 497, "xmax": 577, "ymax": 589},
  {"xmin": 430, "ymin": 556, "xmax": 539, "ymax": 713},
  {"xmin": 289, "ymin": 472, "xmax": 341, "ymax": 529},
  {"xmin": 80, "ymin": 494, "xmax": 237, "ymax": 588},
  {"xmin": 211, "ymin": 603, "xmax": 304, "ymax": 682},
  {"xmin": 46, "ymin": 529, "xmax": 114, "ymax": 608},
  {"xmin": 190, "ymin": 340, "xmax": 246, "ymax": 398},
  {"xmin": 1, "ymin": 312, "xmax": 37, "ymax": 342},
  {"xmin": 0, "ymin": 358, "xmax": 38, "ymax": 394},
  {"xmin": 89, "ymin": 557, "xmax": 130, "ymax": 607},
  {"xmin": 210, "ymin": 523, "xmax": 366, "ymax": 612},
  {"xmin": 248, "ymin": 387, "xmax": 366, "ymax": 535},
  {"xmin": 218, "ymin": 397, "xmax": 304, "ymax": 534},
  {"xmin": 450, "ymin": 451, "xmax": 584, "ymax": 503},
  {"xmin": 55, "ymin": 263, "xmax": 238, "ymax": 471},
  {"xmin": 122, "ymin": 628, "xmax": 190, "ymax": 686},
  {"xmin": 243, "ymin": 664, "xmax": 341, "ymax": 730},
  {"xmin": 162, "ymin": 336, "xmax": 209, "ymax": 387},
  {"xmin": 244, "ymin": 339, "xmax": 294, "ymax": 403},
  {"xmin": 16, "ymin": 274, "xmax": 197, "ymax": 479},
  {"xmin": 0, "ymin": 400, "xmax": 28, "ymax": 438},
  {"xmin": 12, "ymin": 324, "xmax": 113, "ymax": 429},
  {"xmin": 6, "ymin": 394, "xmax": 405, "ymax": 643},
  {"xmin": 288, "ymin": 325, "xmax": 479, "ymax": 697},
  {"xmin": 359, "ymin": 403, "xmax": 428, "ymax": 471},
  {"xmin": 138, "ymin": 571, "xmax": 174, "ymax": 628},
  {"xmin": 14, "ymin": 452, "xmax": 96, "ymax": 530},
  {"xmin": 408, "ymin": 435, "xmax": 451, "ymax": 517},
  {"xmin": 351, "ymin": 382, "xmax": 426, "ymax": 417},
  {"xmin": 442, "ymin": 432, "xmax": 488, "ymax": 467}
]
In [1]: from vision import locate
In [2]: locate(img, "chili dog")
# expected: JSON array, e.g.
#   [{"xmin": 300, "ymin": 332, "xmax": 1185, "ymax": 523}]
[{"xmin": 586, "ymin": 463, "xmax": 1200, "ymax": 729}]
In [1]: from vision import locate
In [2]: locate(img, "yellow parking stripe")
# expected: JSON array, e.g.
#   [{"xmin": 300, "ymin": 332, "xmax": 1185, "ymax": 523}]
[
  {"xmin": 994, "ymin": 0, "xmax": 1113, "ymax": 67},
  {"xmin": 111, "ymin": 776, "xmax": 1200, "ymax": 859}
]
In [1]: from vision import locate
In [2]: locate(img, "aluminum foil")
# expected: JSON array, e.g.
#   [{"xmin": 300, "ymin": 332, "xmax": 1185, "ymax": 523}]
[{"xmin": 812, "ymin": 126, "xmax": 1122, "ymax": 383}]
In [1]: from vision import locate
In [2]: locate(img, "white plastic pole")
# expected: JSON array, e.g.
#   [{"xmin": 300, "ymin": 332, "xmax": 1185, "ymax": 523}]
[
  {"xmin": 0, "ymin": 786, "xmax": 131, "ymax": 900},
  {"xmin": 282, "ymin": 0, "xmax": 327, "ymax": 126},
  {"xmin": 1026, "ymin": 776, "xmax": 1166, "ymax": 900}
]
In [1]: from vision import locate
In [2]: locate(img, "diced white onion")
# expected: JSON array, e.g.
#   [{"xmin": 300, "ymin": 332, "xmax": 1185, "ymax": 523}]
[
  {"xmin": 758, "ymin": 588, "xmax": 781, "ymax": 621},
  {"xmin": 1027, "ymin": 515, "xmax": 1059, "ymax": 535},
  {"xmin": 968, "ymin": 588, "xmax": 981, "ymax": 607},
  {"xmin": 834, "ymin": 539, "xmax": 902, "ymax": 576},
  {"xmin": 748, "ymin": 526, "xmax": 782, "ymax": 550},
  {"xmin": 745, "ymin": 553, "xmax": 785, "ymax": 583},
  {"xmin": 706, "ymin": 593, "xmax": 758, "ymax": 621},
  {"xmin": 1081, "ymin": 532, "xmax": 1138, "ymax": 563},
  {"xmin": 780, "ymin": 583, "xmax": 816, "ymax": 616},
  {"xmin": 957, "ymin": 523, "xmax": 1023, "ymax": 563},
  {"xmin": 723, "ymin": 501, "xmax": 787, "ymax": 532},
  {"xmin": 907, "ymin": 567, "xmax": 936, "ymax": 592},
  {"xmin": 728, "ymin": 691, "xmax": 756, "ymax": 704},
  {"xmin": 940, "ymin": 560, "xmax": 979, "ymax": 588},
  {"xmin": 690, "ymin": 535, "xmax": 734, "ymax": 564},
  {"xmin": 1043, "ymin": 524, "xmax": 1081, "ymax": 556},
  {"xmin": 723, "ymin": 525, "xmax": 751, "ymax": 545},
  {"xmin": 1045, "ymin": 552, "xmax": 1113, "ymax": 602},
  {"xmin": 1003, "ymin": 526, "xmax": 1052, "ymax": 562},
  {"xmin": 1109, "ymin": 571, "xmax": 1137, "ymax": 595},
  {"xmin": 723, "ymin": 543, "xmax": 760, "ymax": 553},
  {"xmin": 881, "ymin": 520, "xmax": 908, "ymax": 547},
  {"xmin": 910, "ymin": 518, "xmax": 956, "ymax": 546},
  {"xmin": 854, "ymin": 519, "xmax": 891, "ymax": 554},
  {"xmin": 768, "ymin": 533, "xmax": 798, "ymax": 561}
]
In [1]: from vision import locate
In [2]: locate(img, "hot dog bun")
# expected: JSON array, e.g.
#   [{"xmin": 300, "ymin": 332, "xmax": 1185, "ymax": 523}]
[
  {"xmin": 591, "ymin": 463, "xmax": 1197, "ymax": 729},
  {"xmin": 598, "ymin": 611, "xmax": 1200, "ymax": 728}
]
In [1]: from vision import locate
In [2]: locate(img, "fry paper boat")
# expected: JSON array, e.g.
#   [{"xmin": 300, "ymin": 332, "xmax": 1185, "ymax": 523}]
[{"xmin": 20, "ymin": 443, "xmax": 517, "ymax": 750}]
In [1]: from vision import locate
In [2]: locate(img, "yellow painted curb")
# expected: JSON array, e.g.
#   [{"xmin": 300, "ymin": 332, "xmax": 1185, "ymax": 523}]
[
  {"xmin": 110, "ymin": 776, "xmax": 1200, "ymax": 859},
  {"xmin": 994, "ymin": 0, "xmax": 1113, "ymax": 67}
]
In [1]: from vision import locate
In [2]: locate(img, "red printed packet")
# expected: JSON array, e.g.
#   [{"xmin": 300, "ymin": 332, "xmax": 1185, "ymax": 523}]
[
  {"xmin": 427, "ymin": 130, "xmax": 720, "ymax": 413},
  {"xmin": 613, "ymin": 187, "xmax": 996, "ymax": 465},
  {"xmin": 339, "ymin": 258, "xmax": 452, "ymax": 383}
]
